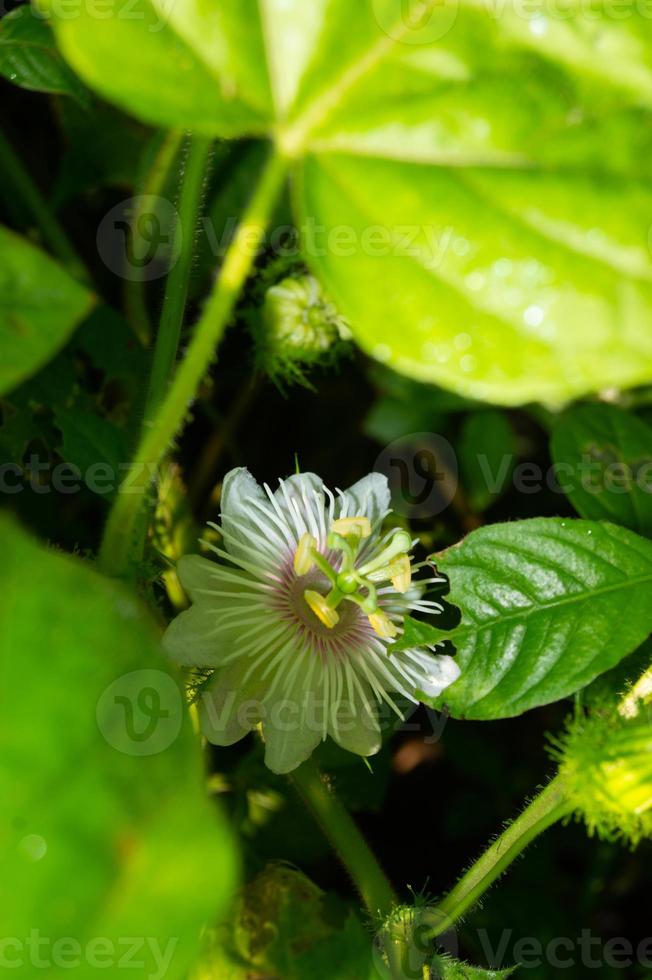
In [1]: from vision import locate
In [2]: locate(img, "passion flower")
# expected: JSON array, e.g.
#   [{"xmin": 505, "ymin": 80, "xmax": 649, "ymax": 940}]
[{"xmin": 164, "ymin": 468, "xmax": 459, "ymax": 773}]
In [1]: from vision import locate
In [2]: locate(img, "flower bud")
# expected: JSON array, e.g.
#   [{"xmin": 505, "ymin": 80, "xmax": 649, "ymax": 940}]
[
  {"xmin": 554, "ymin": 709, "xmax": 652, "ymax": 847},
  {"xmin": 260, "ymin": 274, "xmax": 351, "ymax": 388}
]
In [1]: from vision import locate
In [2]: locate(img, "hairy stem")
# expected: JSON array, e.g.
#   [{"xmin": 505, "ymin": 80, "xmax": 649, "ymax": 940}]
[
  {"xmin": 425, "ymin": 774, "xmax": 572, "ymax": 938},
  {"xmin": 125, "ymin": 129, "xmax": 184, "ymax": 345},
  {"xmin": 143, "ymin": 134, "xmax": 213, "ymax": 426},
  {"xmin": 291, "ymin": 757, "xmax": 397, "ymax": 920},
  {"xmin": 99, "ymin": 148, "xmax": 288, "ymax": 577},
  {"xmin": 0, "ymin": 129, "xmax": 85, "ymax": 279},
  {"xmin": 124, "ymin": 135, "xmax": 214, "ymax": 569}
]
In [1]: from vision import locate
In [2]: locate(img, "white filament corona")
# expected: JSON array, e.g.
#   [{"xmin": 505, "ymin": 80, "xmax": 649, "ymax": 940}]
[{"xmin": 164, "ymin": 468, "xmax": 460, "ymax": 773}]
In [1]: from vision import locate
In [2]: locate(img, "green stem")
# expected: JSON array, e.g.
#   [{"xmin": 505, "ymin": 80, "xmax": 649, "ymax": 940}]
[
  {"xmin": 125, "ymin": 129, "xmax": 184, "ymax": 345},
  {"xmin": 291, "ymin": 757, "xmax": 397, "ymax": 920},
  {"xmin": 0, "ymin": 129, "xmax": 85, "ymax": 279},
  {"xmin": 425, "ymin": 775, "xmax": 572, "ymax": 938},
  {"xmin": 143, "ymin": 134, "xmax": 213, "ymax": 425},
  {"xmin": 99, "ymin": 148, "xmax": 289, "ymax": 577},
  {"xmin": 125, "ymin": 135, "xmax": 214, "ymax": 570}
]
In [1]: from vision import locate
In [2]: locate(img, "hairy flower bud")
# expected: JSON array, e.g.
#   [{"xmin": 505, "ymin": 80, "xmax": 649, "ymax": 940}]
[
  {"xmin": 553, "ymin": 709, "xmax": 652, "ymax": 847},
  {"xmin": 259, "ymin": 274, "xmax": 351, "ymax": 388}
]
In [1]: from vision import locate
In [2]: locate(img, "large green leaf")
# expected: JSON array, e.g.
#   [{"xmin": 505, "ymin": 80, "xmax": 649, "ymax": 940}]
[
  {"xmin": 40, "ymin": 0, "xmax": 652, "ymax": 403},
  {"xmin": 0, "ymin": 7, "xmax": 88, "ymax": 101},
  {"xmin": 550, "ymin": 403, "xmax": 652, "ymax": 537},
  {"xmin": 0, "ymin": 516, "xmax": 239, "ymax": 978},
  {"xmin": 0, "ymin": 226, "xmax": 94, "ymax": 395},
  {"xmin": 414, "ymin": 518, "xmax": 652, "ymax": 719}
]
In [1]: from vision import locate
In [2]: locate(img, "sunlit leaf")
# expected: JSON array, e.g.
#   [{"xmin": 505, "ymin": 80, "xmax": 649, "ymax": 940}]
[
  {"xmin": 40, "ymin": 0, "xmax": 652, "ymax": 403},
  {"xmin": 424, "ymin": 518, "xmax": 652, "ymax": 719}
]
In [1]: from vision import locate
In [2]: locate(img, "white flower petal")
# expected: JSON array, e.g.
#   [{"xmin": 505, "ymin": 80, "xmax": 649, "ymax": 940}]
[
  {"xmin": 338, "ymin": 473, "xmax": 390, "ymax": 531},
  {"xmin": 262, "ymin": 718, "xmax": 322, "ymax": 774},
  {"xmin": 262, "ymin": 690, "xmax": 323, "ymax": 775},
  {"xmin": 404, "ymin": 651, "xmax": 461, "ymax": 698},
  {"xmin": 273, "ymin": 473, "xmax": 327, "ymax": 545},
  {"xmin": 328, "ymin": 682, "xmax": 382, "ymax": 758},
  {"xmin": 163, "ymin": 604, "xmax": 239, "ymax": 667},
  {"xmin": 255, "ymin": 644, "xmax": 326, "ymax": 774},
  {"xmin": 177, "ymin": 554, "xmax": 273, "ymax": 604},
  {"xmin": 175, "ymin": 554, "xmax": 249, "ymax": 603},
  {"xmin": 176, "ymin": 555, "xmax": 215, "ymax": 603},
  {"xmin": 199, "ymin": 660, "xmax": 266, "ymax": 745},
  {"xmin": 220, "ymin": 467, "xmax": 282, "ymax": 566}
]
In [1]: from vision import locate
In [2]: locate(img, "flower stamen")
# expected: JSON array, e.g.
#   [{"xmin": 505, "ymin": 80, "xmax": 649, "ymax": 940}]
[
  {"xmin": 295, "ymin": 519, "xmax": 414, "ymax": 631},
  {"xmin": 304, "ymin": 589, "xmax": 341, "ymax": 628},
  {"xmin": 294, "ymin": 532, "xmax": 317, "ymax": 575},
  {"xmin": 330, "ymin": 516, "xmax": 372, "ymax": 539},
  {"xmin": 368, "ymin": 610, "xmax": 399, "ymax": 639}
]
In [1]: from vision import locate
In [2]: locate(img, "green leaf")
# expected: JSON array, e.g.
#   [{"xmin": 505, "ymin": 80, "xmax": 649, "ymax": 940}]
[
  {"xmin": 42, "ymin": 0, "xmax": 652, "ymax": 403},
  {"xmin": 0, "ymin": 7, "xmax": 88, "ymax": 102},
  {"xmin": 432, "ymin": 954, "xmax": 517, "ymax": 979},
  {"xmin": 0, "ymin": 306, "xmax": 144, "ymax": 491},
  {"xmin": 550, "ymin": 403, "xmax": 652, "ymax": 537},
  {"xmin": 0, "ymin": 516, "xmax": 239, "ymax": 977},
  {"xmin": 0, "ymin": 226, "xmax": 94, "ymax": 396},
  {"xmin": 425, "ymin": 518, "xmax": 652, "ymax": 720},
  {"xmin": 39, "ymin": 0, "xmax": 271, "ymax": 135},
  {"xmin": 191, "ymin": 865, "xmax": 373, "ymax": 980},
  {"xmin": 393, "ymin": 615, "xmax": 449, "ymax": 653},
  {"xmin": 458, "ymin": 410, "xmax": 517, "ymax": 512},
  {"xmin": 55, "ymin": 403, "xmax": 129, "ymax": 477}
]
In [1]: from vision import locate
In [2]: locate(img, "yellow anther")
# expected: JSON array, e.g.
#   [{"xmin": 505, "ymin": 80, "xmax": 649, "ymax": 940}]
[
  {"xmin": 368, "ymin": 610, "xmax": 398, "ymax": 639},
  {"xmin": 294, "ymin": 533, "xmax": 317, "ymax": 575},
  {"xmin": 304, "ymin": 590, "xmax": 340, "ymax": 629},
  {"xmin": 391, "ymin": 554, "xmax": 412, "ymax": 594},
  {"xmin": 330, "ymin": 516, "xmax": 372, "ymax": 539},
  {"xmin": 366, "ymin": 554, "xmax": 413, "ymax": 592}
]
